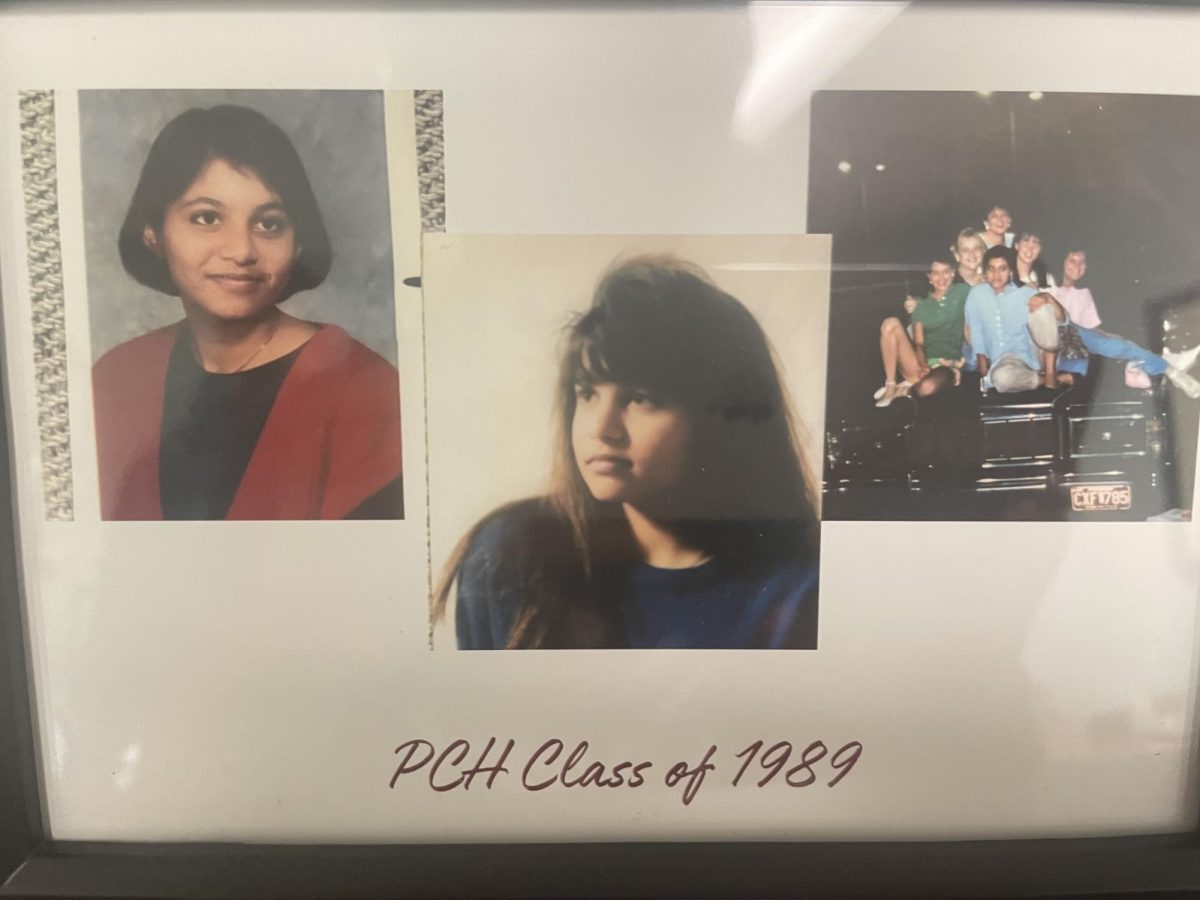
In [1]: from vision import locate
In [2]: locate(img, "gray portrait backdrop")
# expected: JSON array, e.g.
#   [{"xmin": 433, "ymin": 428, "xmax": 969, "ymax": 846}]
[{"xmin": 79, "ymin": 90, "xmax": 399, "ymax": 364}]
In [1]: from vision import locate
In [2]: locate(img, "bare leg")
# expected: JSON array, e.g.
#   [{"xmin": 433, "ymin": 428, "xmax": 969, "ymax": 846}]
[{"xmin": 879, "ymin": 317, "xmax": 924, "ymax": 384}]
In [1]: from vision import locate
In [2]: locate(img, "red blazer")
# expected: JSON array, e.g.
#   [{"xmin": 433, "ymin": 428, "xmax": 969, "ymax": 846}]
[{"xmin": 93, "ymin": 323, "xmax": 403, "ymax": 520}]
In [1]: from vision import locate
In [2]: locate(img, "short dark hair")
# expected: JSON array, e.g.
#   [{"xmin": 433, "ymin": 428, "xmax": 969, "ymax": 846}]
[
  {"xmin": 118, "ymin": 105, "xmax": 332, "ymax": 299},
  {"xmin": 983, "ymin": 244, "xmax": 1016, "ymax": 274}
]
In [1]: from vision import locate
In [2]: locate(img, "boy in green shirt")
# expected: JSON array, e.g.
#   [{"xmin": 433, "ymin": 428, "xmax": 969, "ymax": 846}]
[
  {"xmin": 875, "ymin": 258, "xmax": 966, "ymax": 407},
  {"xmin": 912, "ymin": 279, "xmax": 969, "ymax": 368}
]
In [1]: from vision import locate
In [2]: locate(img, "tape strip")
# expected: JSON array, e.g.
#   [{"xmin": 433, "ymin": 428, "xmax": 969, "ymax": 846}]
[
  {"xmin": 414, "ymin": 90, "xmax": 445, "ymax": 233},
  {"xmin": 20, "ymin": 90, "xmax": 73, "ymax": 521}
]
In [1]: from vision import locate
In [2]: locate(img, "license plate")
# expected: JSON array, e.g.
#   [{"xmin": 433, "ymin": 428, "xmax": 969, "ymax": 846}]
[{"xmin": 1070, "ymin": 483, "xmax": 1132, "ymax": 512}]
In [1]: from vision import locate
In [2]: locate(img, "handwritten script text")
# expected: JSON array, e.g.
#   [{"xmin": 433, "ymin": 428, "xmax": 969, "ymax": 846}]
[{"xmin": 390, "ymin": 738, "xmax": 863, "ymax": 805}]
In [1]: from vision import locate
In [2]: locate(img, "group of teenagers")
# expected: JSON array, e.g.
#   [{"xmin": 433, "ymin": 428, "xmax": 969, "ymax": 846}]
[{"xmin": 874, "ymin": 205, "xmax": 1200, "ymax": 407}]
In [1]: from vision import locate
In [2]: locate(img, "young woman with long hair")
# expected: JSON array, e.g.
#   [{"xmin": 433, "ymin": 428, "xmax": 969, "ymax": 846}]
[{"xmin": 433, "ymin": 256, "xmax": 820, "ymax": 650}]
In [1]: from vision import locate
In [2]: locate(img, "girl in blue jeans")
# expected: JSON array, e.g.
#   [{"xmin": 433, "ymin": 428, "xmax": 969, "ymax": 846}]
[{"xmin": 1027, "ymin": 292, "xmax": 1200, "ymax": 398}]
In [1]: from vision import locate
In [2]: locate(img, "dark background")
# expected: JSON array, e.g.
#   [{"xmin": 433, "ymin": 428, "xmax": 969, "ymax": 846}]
[{"xmin": 809, "ymin": 90, "xmax": 1200, "ymax": 510}]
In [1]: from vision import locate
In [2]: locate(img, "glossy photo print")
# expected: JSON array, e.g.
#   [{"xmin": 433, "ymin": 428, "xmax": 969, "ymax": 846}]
[
  {"xmin": 80, "ymin": 90, "xmax": 406, "ymax": 521},
  {"xmin": 424, "ymin": 235, "xmax": 829, "ymax": 651},
  {"xmin": 810, "ymin": 90, "xmax": 1200, "ymax": 522}
]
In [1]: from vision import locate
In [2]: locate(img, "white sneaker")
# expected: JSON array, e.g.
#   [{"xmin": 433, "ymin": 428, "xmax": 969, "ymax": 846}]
[
  {"xmin": 1163, "ymin": 344, "xmax": 1200, "ymax": 374},
  {"xmin": 1166, "ymin": 366, "xmax": 1200, "ymax": 399},
  {"xmin": 875, "ymin": 383, "xmax": 899, "ymax": 407},
  {"xmin": 874, "ymin": 380, "xmax": 911, "ymax": 400}
]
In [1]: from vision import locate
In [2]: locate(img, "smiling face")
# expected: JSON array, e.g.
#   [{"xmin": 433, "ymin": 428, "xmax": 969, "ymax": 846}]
[
  {"xmin": 954, "ymin": 234, "xmax": 985, "ymax": 273},
  {"xmin": 927, "ymin": 261, "xmax": 955, "ymax": 296},
  {"xmin": 985, "ymin": 255, "xmax": 1012, "ymax": 293},
  {"xmin": 571, "ymin": 381, "xmax": 693, "ymax": 508},
  {"xmin": 984, "ymin": 207, "xmax": 1012, "ymax": 236},
  {"xmin": 1063, "ymin": 250, "xmax": 1087, "ymax": 283},
  {"xmin": 145, "ymin": 157, "xmax": 295, "ymax": 324},
  {"xmin": 1015, "ymin": 234, "xmax": 1042, "ymax": 266}
]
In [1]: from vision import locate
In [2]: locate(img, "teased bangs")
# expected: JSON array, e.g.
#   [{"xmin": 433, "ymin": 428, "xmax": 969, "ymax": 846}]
[
  {"xmin": 561, "ymin": 256, "xmax": 784, "ymax": 422},
  {"xmin": 549, "ymin": 253, "xmax": 818, "ymax": 570},
  {"xmin": 563, "ymin": 304, "xmax": 708, "ymax": 406}
]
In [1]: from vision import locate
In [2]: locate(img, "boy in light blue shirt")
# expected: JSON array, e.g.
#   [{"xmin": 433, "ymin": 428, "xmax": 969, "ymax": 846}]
[{"xmin": 965, "ymin": 246, "xmax": 1050, "ymax": 393}]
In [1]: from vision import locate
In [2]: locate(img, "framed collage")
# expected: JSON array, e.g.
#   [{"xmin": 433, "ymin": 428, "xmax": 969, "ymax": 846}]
[{"xmin": 4, "ymin": 2, "xmax": 1200, "ymax": 896}]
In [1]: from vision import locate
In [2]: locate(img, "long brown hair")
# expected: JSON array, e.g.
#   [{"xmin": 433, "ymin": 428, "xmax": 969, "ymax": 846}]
[{"xmin": 433, "ymin": 255, "xmax": 820, "ymax": 648}]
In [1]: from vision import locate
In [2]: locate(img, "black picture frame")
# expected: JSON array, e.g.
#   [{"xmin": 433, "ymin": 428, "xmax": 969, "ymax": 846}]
[
  {"xmin": 6, "ymin": 246, "xmax": 1200, "ymax": 900},
  {"xmin": 6, "ymin": 2, "xmax": 1200, "ymax": 896}
]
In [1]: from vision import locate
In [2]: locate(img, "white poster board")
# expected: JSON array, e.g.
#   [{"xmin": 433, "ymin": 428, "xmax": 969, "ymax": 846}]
[{"xmin": 0, "ymin": 2, "xmax": 1198, "ymax": 842}]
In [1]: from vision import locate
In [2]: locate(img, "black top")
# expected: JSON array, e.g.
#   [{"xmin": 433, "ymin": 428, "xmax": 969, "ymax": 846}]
[
  {"xmin": 159, "ymin": 335, "xmax": 303, "ymax": 520},
  {"xmin": 454, "ymin": 500, "xmax": 819, "ymax": 650},
  {"xmin": 158, "ymin": 333, "xmax": 405, "ymax": 520}
]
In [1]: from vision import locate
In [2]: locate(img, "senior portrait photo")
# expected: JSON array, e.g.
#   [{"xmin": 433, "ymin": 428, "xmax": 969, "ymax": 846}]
[
  {"xmin": 424, "ymin": 235, "xmax": 829, "ymax": 650},
  {"xmin": 811, "ymin": 90, "xmax": 1200, "ymax": 522},
  {"xmin": 81, "ymin": 90, "xmax": 408, "ymax": 521}
]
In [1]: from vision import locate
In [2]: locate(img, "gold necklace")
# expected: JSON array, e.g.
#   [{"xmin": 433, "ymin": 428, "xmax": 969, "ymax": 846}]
[{"xmin": 194, "ymin": 313, "xmax": 283, "ymax": 374}]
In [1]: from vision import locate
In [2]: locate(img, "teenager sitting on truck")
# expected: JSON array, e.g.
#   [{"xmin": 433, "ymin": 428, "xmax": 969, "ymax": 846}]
[
  {"xmin": 1025, "ymin": 248, "xmax": 1200, "ymax": 398},
  {"xmin": 875, "ymin": 258, "xmax": 967, "ymax": 407}
]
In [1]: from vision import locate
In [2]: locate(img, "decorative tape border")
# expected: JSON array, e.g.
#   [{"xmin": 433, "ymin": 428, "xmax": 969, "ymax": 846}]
[
  {"xmin": 19, "ymin": 90, "xmax": 73, "ymax": 521},
  {"xmin": 13, "ymin": 90, "xmax": 440, "ymax": 522},
  {"xmin": 414, "ymin": 90, "xmax": 445, "ymax": 233}
]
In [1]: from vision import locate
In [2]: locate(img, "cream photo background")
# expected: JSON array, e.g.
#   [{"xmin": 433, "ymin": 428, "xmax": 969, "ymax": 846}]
[{"xmin": 423, "ymin": 233, "xmax": 831, "ymax": 647}]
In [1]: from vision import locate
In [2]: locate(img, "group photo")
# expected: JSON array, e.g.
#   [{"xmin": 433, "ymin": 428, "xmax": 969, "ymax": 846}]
[{"xmin": 810, "ymin": 90, "xmax": 1200, "ymax": 522}]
